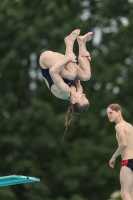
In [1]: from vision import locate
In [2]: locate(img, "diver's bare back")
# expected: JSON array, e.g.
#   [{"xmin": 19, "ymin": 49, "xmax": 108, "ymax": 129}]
[{"xmin": 117, "ymin": 121, "xmax": 133, "ymax": 160}]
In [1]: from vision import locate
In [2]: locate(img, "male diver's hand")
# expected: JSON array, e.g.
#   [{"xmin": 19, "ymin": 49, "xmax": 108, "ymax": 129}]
[
  {"xmin": 109, "ymin": 156, "xmax": 116, "ymax": 168},
  {"xmin": 68, "ymin": 53, "xmax": 77, "ymax": 63}
]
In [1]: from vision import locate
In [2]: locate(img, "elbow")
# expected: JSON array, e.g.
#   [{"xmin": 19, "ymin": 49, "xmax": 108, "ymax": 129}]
[
  {"xmin": 124, "ymin": 143, "xmax": 127, "ymax": 148},
  {"xmin": 121, "ymin": 142, "xmax": 127, "ymax": 148}
]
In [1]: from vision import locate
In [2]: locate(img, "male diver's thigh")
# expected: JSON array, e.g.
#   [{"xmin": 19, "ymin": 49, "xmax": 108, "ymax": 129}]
[{"xmin": 120, "ymin": 166, "xmax": 133, "ymax": 192}]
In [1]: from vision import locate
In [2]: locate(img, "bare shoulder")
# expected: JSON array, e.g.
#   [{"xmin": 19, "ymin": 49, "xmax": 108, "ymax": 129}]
[
  {"xmin": 127, "ymin": 122, "xmax": 133, "ymax": 126},
  {"xmin": 123, "ymin": 121, "xmax": 133, "ymax": 128},
  {"xmin": 124, "ymin": 122, "xmax": 133, "ymax": 133},
  {"xmin": 115, "ymin": 122, "xmax": 125, "ymax": 132},
  {"xmin": 115, "ymin": 121, "xmax": 133, "ymax": 132},
  {"xmin": 115, "ymin": 123, "xmax": 123, "ymax": 129}
]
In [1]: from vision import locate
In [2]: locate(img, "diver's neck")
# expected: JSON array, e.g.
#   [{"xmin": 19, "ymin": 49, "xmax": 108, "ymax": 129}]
[{"xmin": 70, "ymin": 87, "xmax": 77, "ymax": 101}]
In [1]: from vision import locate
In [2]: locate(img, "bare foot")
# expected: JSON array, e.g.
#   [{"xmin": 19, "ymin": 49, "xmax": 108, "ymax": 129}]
[
  {"xmin": 77, "ymin": 32, "xmax": 93, "ymax": 44},
  {"xmin": 64, "ymin": 29, "xmax": 80, "ymax": 44}
]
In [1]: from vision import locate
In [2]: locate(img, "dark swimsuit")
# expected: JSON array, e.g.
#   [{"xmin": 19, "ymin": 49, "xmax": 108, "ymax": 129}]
[
  {"xmin": 121, "ymin": 159, "xmax": 133, "ymax": 171},
  {"xmin": 41, "ymin": 68, "xmax": 77, "ymax": 90}
]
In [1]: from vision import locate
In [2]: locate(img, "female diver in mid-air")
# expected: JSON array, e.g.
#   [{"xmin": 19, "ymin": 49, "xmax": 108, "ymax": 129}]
[{"xmin": 39, "ymin": 29, "xmax": 93, "ymax": 129}]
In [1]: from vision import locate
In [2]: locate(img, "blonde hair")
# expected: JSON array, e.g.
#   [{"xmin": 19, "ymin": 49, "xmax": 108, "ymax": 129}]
[{"xmin": 64, "ymin": 102, "xmax": 89, "ymax": 130}]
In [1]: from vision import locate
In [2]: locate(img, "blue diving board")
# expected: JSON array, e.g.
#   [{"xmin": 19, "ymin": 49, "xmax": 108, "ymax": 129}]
[{"xmin": 0, "ymin": 175, "xmax": 40, "ymax": 187}]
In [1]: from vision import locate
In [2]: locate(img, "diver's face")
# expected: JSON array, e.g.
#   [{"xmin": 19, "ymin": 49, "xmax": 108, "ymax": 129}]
[{"xmin": 74, "ymin": 91, "xmax": 89, "ymax": 105}]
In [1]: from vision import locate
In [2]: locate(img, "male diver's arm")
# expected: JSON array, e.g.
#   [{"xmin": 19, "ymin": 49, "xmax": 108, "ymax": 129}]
[
  {"xmin": 109, "ymin": 124, "xmax": 127, "ymax": 168},
  {"xmin": 112, "ymin": 124, "xmax": 127, "ymax": 159}
]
